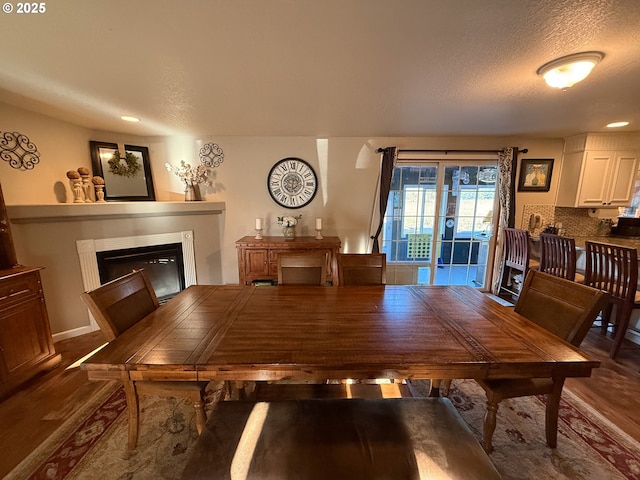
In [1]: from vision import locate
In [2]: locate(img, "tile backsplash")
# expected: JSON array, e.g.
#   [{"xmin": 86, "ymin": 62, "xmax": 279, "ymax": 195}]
[{"xmin": 521, "ymin": 205, "xmax": 612, "ymax": 237}]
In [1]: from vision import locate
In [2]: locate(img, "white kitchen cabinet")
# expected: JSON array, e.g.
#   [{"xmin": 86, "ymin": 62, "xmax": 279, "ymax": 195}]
[{"xmin": 556, "ymin": 134, "xmax": 640, "ymax": 208}]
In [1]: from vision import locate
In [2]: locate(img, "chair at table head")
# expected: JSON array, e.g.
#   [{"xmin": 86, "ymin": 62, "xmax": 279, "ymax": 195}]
[
  {"xmin": 277, "ymin": 252, "xmax": 327, "ymax": 285},
  {"xmin": 80, "ymin": 269, "xmax": 208, "ymax": 450},
  {"xmin": 538, "ymin": 233, "xmax": 579, "ymax": 282},
  {"xmin": 477, "ymin": 270, "xmax": 607, "ymax": 452},
  {"xmin": 583, "ymin": 240, "xmax": 639, "ymax": 359},
  {"xmin": 337, "ymin": 253, "xmax": 386, "ymax": 285},
  {"xmin": 514, "ymin": 269, "xmax": 607, "ymax": 346},
  {"xmin": 80, "ymin": 269, "xmax": 159, "ymax": 341}
]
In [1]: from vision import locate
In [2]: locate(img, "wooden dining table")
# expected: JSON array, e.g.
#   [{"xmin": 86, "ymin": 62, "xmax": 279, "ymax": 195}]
[{"xmin": 81, "ymin": 284, "xmax": 599, "ymax": 390}]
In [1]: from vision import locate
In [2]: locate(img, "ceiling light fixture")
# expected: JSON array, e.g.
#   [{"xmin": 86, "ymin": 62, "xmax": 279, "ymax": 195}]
[
  {"xmin": 606, "ymin": 121, "xmax": 630, "ymax": 128},
  {"xmin": 120, "ymin": 115, "xmax": 140, "ymax": 122},
  {"xmin": 536, "ymin": 51, "xmax": 604, "ymax": 89}
]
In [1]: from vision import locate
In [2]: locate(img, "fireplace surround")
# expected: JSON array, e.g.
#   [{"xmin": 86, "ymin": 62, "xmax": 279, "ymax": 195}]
[
  {"xmin": 96, "ymin": 242, "xmax": 186, "ymax": 303},
  {"xmin": 76, "ymin": 231, "xmax": 196, "ymax": 329}
]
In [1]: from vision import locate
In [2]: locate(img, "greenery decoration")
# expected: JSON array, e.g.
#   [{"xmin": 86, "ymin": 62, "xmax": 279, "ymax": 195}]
[{"xmin": 108, "ymin": 151, "xmax": 141, "ymax": 177}]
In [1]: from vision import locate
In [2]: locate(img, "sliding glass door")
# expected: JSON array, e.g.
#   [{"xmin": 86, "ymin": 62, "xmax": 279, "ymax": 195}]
[{"xmin": 380, "ymin": 161, "xmax": 498, "ymax": 288}]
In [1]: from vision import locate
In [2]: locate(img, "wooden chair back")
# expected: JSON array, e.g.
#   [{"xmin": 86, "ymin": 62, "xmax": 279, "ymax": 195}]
[
  {"xmin": 584, "ymin": 241, "xmax": 638, "ymax": 305},
  {"xmin": 337, "ymin": 253, "xmax": 386, "ymax": 285},
  {"xmin": 514, "ymin": 270, "xmax": 607, "ymax": 347},
  {"xmin": 583, "ymin": 240, "xmax": 638, "ymax": 358},
  {"xmin": 539, "ymin": 233, "xmax": 577, "ymax": 281},
  {"xmin": 499, "ymin": 227, "xmax": 531, "ymax": 298},
  {"xmin": 503, "ymin": 227, "xmax": 530, "ymax": 271},
  {"xmin": 277, "ymin": 253, "xmax": 327, "ymax": 285},
  {"xmin": 80, "ymin": 269, "xmax": 159, "ymax": 341}
]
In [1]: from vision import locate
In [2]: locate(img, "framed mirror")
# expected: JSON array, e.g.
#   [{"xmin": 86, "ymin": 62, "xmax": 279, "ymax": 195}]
[{"xmin": 89, "ymin": 141, "xmax": 156, "ymax": 201}]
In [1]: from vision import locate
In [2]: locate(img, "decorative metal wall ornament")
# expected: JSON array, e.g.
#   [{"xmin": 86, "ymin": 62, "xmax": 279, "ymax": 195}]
[
  {"xmin": 0, "ymin": 131, "xmax": 41, "ymax": 170},
  {"xmin": 199, "ymin": 142, "xmax": 224, "ymax": 167}
]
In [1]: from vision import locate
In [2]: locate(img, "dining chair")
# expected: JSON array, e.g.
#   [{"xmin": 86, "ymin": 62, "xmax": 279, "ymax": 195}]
[
  {"xmin": 277, "ymin": 252, "xmax": 328, "ymax": 285},
  {"xmin": 477, "ymin": 270, "xmax": 607, "ymax": 452},
  {"xmin": 80, "ymin": 269, "xmax": 209, "ymax": 450},
  {"xmin": 498, "ymin": 227, "xmax": 532, "ymax": 300},
  {"xmin": 538, "ymin": 233, "xmax": 584, "ymax": 282},
  {"xmin": 583, "ymin": 240, "xmax": 640, "ymax": 359},
  {"xmin": 337, "ymin": 253, "xmax": 386, "ymax": 285}
]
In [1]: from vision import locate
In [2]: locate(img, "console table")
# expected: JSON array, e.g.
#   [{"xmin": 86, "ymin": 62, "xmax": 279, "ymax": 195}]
[{"xmin": 236, "ymin": 236, "xmax": 341, "ymax": 285}]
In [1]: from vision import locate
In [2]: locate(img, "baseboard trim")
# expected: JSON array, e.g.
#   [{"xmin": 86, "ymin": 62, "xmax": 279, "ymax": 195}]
[
  {"xmin": 52, "ymin": 325, "xmax": 96, "ymax": 343},
  {"xmin": 626, "ymin": 327, "xmax": 640, "ymax": 345}
]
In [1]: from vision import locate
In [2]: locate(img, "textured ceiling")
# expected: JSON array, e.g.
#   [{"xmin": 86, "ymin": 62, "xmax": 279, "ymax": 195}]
[{"xmin": 1, "ymin": 0, "xmax": 640, "ymax": 138}]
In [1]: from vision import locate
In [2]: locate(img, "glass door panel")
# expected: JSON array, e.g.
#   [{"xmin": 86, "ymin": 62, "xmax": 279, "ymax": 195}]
[{"xmin": 382, "ymin": 162, "xmax": 497, "ymax": 287}]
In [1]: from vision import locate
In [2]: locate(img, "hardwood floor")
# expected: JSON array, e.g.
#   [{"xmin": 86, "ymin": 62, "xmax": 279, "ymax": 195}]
[
  {"xmin": 0, "ymin": 331, "xmax": 108, "ymax": 478},
  {"xmin": 0, "ymin": 327, "xmax": 639, "ymax": 478},
  {"xmin": 565, "ymin": 327, "xmax": 640, "ymax": 442}
]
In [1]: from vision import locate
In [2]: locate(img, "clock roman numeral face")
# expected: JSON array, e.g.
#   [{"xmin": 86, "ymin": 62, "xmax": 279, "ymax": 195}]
[{"xmin": 267, "ymin": 158, "xmax": 318, "ymax": 209}]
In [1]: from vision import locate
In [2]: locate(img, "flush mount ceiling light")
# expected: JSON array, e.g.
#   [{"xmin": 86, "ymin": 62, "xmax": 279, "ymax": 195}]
[
  {"xmin": 536, "ymin": 51, "xmax": 604, "ymax": 89},
  {"xmin": 120, "ymin": 115, "xmax": 140, "ymax": 122},
  {"xmin": 606, "ymin": 121, "xmax": 630, "ymax": 128}
]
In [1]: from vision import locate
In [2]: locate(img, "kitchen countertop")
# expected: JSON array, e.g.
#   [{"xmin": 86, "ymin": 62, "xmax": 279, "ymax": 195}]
[
  {"xmin": 530, "ymin": 234, "xmax": 640, "ymax": 251},
  {"xmin": 573, "ymin": 235, "xmax": 640, "ymax": 250}
]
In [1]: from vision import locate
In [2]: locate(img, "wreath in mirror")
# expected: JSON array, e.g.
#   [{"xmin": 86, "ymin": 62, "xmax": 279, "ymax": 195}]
[{"xmin": 107, "ymin": 150, "xmax": 141, "ymax": 177}]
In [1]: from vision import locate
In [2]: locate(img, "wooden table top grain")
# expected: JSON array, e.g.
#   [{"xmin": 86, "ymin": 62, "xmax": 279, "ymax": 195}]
[{"xmin": 82, "ymin": 285, "xmax": 599, "ymax": 382}]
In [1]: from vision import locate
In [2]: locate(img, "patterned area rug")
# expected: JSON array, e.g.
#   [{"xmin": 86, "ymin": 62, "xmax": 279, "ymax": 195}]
[
  {"xmin": 412, "ymin": 379, "xmax": 640, "ymax": 480},
  {"xmin": 7, "ymin": 379, "xmax": 640, "ymax": 480}
]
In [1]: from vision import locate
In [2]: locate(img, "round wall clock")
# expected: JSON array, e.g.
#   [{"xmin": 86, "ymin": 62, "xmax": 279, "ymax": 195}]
[{"xmin": 267, "ymin": 157, "xmax": 318, "ymax": 209}]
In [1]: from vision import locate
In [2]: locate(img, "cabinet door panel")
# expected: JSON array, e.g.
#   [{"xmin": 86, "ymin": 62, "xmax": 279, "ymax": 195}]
[
  {"xmin": 577, "ymin": 152, "xmax": 613, "ymax": 206},
  {"xmin": 244, "ymin": 250, "xmax": 269, "ymax": 277},
  {"xmin": 608, "ymin": 153, "xmax": 639, "ymax": 205},
  {"xmin": 0, "ymin": 299, "xmax": 52, "ymax": 381}
]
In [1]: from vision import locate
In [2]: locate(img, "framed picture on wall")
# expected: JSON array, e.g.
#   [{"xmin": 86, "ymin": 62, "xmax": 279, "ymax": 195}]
[
  {"xmin": 89, "ymin": 141, "xmax": 156, "ymax": 201},
  {"xmin": 518, "ymin": 158, "xmax": 554, "ymax": 192}
]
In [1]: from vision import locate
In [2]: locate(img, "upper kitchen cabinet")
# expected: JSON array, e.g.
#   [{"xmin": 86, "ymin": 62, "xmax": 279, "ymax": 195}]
[{"xmin": 555, "ymin": 133, "xmax": 640, "ymax": 208}]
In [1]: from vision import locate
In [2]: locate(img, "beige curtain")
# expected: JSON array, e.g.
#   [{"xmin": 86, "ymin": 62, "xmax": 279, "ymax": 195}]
[{"xmin": 491, "ymin": 147, "xmax": 516, "ymax": 294}]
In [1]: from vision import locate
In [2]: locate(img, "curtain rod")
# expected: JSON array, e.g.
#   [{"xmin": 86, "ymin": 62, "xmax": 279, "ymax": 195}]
[{"xmin": 376, "ymin": 148, "xmax": 529, "ymax": 154}]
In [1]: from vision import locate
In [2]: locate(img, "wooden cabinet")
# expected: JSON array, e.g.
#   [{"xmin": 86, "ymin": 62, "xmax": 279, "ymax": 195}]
[
  {"xmin": 556, "ymin": 134, "xmax": 640, "ymax": 208},
  {"xmin": 236, "ymin": 236, "xmax": 341, "ymax": 285},
  {"xmin": 0, "ymin": 182, "xmax": 18, "ymax": 270},
  {"xmin": 0, "ymin": 267, "xmax": 61, "ymax": 398}
]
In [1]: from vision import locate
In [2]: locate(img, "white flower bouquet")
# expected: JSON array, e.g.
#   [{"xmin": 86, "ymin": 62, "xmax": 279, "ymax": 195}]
[
  {"xmin": 277, "ymin": 215, "xmax": 302, "ymax": 227},
  {"xmin": 165, "ymin": 160, "xmax": 211, "ymax": 186}
]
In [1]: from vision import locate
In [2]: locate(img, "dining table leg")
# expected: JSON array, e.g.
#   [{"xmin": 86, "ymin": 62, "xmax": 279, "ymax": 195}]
[
  {"xmin": 122, "ymin": 378, "xmax": 140, "ymax": 450},
  {"xmin": 545, "ymin": 378, "xmax": 566, "ymax": 449},
  {"xmin": 428, "ymin": 379, "xmax": 452, "ymax": 397}
]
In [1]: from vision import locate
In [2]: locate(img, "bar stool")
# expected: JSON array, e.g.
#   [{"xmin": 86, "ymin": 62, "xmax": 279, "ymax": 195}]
[
  {"xmin": 539, "ymin": 233, "xmax": 584, "ymax": 283},
  {"xmin": 499, "ymin": 228, "xmax": 532, "ymax": 300},
  {"xmin": 584, "ymin": 241, "xmax": 639, "ymax": 359}
]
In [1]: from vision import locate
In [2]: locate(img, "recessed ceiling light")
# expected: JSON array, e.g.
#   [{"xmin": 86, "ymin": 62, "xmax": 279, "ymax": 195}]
[
  {"xmin": 120, "ymin": 116, "xmax": 140, "ymax": 122},
  {"xmin": 537, "ymin": 51, "xmax": 604, "ymax": 89},
  {"xmin": 606, "ymin": 121, "xmax": 630, "ymax": 128}
]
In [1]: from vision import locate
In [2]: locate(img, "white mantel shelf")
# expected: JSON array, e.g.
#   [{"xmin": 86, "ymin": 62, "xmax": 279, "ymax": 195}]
[{"xmin": 6, "ymin": 201, "xmax": 226, "ymax": 223}]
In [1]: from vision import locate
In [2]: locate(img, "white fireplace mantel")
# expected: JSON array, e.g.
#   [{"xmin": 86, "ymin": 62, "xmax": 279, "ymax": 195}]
[{"xmin": 6, "ymin": 201, "xmax": 225, "ymax": 223}]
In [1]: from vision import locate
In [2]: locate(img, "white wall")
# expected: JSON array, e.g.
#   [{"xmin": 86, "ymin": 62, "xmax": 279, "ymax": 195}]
[{"xmin": 1, "ymin": 102, "xmax": 566, "ymax": 336}]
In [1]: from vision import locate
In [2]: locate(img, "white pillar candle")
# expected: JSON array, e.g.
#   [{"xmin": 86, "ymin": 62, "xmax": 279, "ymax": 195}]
[
  {"xmin": 255, "ymin": 218, "xmax": 263, "ymax": 230},
  {"xmin": 316, "ymin": 218, "xmax": 322, "ymax": 230}
]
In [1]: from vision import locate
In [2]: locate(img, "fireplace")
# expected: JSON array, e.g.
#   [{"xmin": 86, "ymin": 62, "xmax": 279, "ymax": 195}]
[
  {"xmin": 96, "ymin": 243, "xmax": 185, "ymax": 303},
  {"xmin": 76, "ymin": 230, "xmax": 197, "ymax": 330}
]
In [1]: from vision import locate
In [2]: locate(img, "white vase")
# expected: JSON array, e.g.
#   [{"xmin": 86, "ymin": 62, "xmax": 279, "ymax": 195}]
[
  {"xmin": 185, "ymin": 185, "xmax": 196, "ymax": 201},
  {"xmin": 283, "ymin": 226, "xmax": 296, "ymax": 240}
]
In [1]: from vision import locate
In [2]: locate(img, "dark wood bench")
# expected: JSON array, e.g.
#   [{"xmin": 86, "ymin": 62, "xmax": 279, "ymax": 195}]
[{"xmin": 181, "ymin": 397, "xmax": 501, "ymax": 479}]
